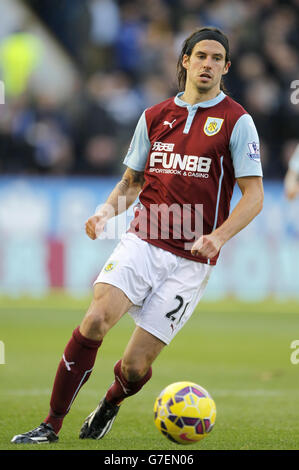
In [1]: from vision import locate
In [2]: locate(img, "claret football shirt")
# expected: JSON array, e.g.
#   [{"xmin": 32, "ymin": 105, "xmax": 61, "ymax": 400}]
[{"xmin": 123, "ymin": 91, "xmax": 263, "ymax": 265}]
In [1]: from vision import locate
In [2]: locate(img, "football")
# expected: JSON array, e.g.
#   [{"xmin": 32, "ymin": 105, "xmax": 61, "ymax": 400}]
[{"xmin": 153, "ymin": 381, "xmax": 216, "ymax": 445}]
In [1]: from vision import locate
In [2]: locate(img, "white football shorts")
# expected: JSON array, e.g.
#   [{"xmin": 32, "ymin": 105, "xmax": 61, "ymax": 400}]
[{"xmin": 94, "ymin": 232, "xmax": 213, "ymax": 345}]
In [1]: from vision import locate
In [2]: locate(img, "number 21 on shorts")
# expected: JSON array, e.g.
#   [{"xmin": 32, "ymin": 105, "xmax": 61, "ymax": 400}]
[{"xmin": 165, "ymin": 295, "xmax": 190, "ymax": 325}]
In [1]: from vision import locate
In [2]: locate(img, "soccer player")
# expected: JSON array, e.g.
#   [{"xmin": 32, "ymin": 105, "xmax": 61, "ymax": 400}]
[
  {"xmin": 11, "ymin": 27, "xmax": 264, "ymax": 444},
  {"xmin": 284, "ymin": 143, "xmax": 299, "ymax": 200}
]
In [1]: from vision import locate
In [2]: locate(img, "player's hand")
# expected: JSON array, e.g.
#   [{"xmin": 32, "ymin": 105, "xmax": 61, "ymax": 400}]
[
  {"xmin": 284, "ymin": 170, "xmax": 299, "ymax": 200},
  {"xmin": 85, "ymin": 215, "xmax": 103, "ymax": 240},
  {"xmin": 191, "ymin": 234, "xmax": 223, "ymax": 259},
  {"xmin": 285, "ymin": 184, "xmax": 299, "ymax": 200},
  {"xmin": 85, "ymin": 204, "xmax": 113, "ymax": 240}
]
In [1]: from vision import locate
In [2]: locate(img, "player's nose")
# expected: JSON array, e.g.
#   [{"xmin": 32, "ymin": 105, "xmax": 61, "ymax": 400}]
[{"xmin": 202, "ymin": 56, "xmax": 213, "ymax": 68}]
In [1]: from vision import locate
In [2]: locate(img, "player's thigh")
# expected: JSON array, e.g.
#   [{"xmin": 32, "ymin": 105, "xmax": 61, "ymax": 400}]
[
  {"xmin": 121, "ymin": 326, "xmax": 166, "ymax": 381},
  {"xmin": 80, "ymin": 282, "xmax": 133, "ymax": 340},
  {"xmin": 94, "ymin": 233, "xmax": 154, "ymax": 307},
  {"xmin": 131, "ymin": 262, "xmax": 213, "ymax": 345}
]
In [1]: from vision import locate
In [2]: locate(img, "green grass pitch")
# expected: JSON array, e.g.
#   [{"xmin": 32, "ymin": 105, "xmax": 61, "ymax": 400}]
[{"xmin": 0, "ymin": 294, "xmax": 298, "ymax": 451}]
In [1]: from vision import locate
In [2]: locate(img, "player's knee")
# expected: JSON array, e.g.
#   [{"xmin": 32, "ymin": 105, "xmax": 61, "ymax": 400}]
[
  {"xmin": 81, "ymin": 297, "xmax": 112, "ymax": 340},
  {"xmin": 81, "ymin": 310, "xmax": 110, "ymax": 340}
]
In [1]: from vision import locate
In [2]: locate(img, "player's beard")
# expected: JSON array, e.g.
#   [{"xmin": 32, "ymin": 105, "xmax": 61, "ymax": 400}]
[
  {"xmin": 195, "ymin": 82, "xmax": 216, "ymax": 95},
  {"xmin": 196, "ymin": 84, "xmax": 212, "ymax": 93},
  {"xmin": 195, "ymin": 74, "xmax": 218, "ymax": 94}
]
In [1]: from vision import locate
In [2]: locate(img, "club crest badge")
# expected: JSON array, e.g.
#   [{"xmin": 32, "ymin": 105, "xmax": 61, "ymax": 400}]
[{"xmin": 203, "ymin": 117, "xmax": 224, "ymax": 136}]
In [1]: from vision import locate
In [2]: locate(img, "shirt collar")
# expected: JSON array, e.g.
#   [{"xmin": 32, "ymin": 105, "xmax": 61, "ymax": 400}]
[{"xmin": 174, "ymin": 91, "xmax": 226, "ymax": 109}]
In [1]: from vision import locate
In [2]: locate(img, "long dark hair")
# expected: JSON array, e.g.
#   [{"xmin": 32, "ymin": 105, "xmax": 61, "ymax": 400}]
[{"xmin": 176, "ymin": 26, "xmax": 230, "ymax": 92}]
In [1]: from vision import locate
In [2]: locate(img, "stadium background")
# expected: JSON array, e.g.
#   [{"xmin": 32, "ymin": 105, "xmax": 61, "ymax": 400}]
[
  {"xmin": 0, "ymin": 0, "xmax": 299, "ymax": 299},
  {"xmin": 0, "ymin": 0, "xmax": 299, "ymax": 452}
]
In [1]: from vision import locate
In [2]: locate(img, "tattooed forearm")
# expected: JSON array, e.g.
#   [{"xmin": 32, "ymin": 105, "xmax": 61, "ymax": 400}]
[
  {"xmin": 117, "ymin": 177, "xmax": 130, "ymax": 195},
  {"xmin": 102, "ymin": 167, "xmax": 145, "ymax": 216},
  {"xmin": 116, "ymin": 168, "xmax": 145, "ymax": 194}
]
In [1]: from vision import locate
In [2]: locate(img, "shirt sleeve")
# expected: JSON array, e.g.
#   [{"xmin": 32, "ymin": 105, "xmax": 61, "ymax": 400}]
[
  {"xmin": 229, "ymin": 113, "xmax": 263, "ymax": 178},
  {"xmin": 123, "ymin": 110, "xmax": 151, "ymax": 171},
  {"xmin": 289, "ymin": 144, "xmax": 299, "ymax": 173}
]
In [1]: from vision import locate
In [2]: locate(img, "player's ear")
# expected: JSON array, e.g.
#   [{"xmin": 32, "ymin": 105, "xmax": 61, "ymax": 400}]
[
  {"xmin": 222, "ymin": 61, "xmax": 231, "ymax": 75},
  {"xmin": 182, "ymin": 54, "xmax": 190, "ymax": 71}
]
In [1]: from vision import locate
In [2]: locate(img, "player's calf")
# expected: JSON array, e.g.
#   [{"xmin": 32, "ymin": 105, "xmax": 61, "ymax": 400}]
[{"xmin": 79, "ymin": 359, "xmax": 152, "ymax": 439}]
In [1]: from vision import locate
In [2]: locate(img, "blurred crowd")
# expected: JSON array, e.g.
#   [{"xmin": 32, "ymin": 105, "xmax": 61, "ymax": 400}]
[{"xmin": 0, "ymin": 0, "xmax": 299, "ymax": 178}]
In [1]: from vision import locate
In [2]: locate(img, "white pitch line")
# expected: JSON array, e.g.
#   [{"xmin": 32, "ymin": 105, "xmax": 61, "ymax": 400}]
[
  {"xmin": 212, "ymin": 389, "xmax": 284, "ymax": 397},
  {"xmin": 0, "ymin": 388, "xmax": 291, "ymax": 398},
  {"xmin": 1, "ymin": 388, "xmax": 52, "ymax": 396}
]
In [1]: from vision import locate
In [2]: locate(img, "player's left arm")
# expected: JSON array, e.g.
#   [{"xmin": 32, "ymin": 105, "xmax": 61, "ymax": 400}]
[
  {"xmin": 191, "ymin": 176, "xmax": 264, "ymax": 258},
  {"xmin": 284, "ymin": 143, "xmax": 299, "ymax": 199}
]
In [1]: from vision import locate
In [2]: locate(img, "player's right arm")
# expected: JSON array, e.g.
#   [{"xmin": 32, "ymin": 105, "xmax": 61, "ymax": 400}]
[
  {"xmin": 85, "ymin": 167, "xmax": 145, "ymax": 240},
  {"xmin": 86, "ymin": 110, "xmax": 150, "ymax": 240}
]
